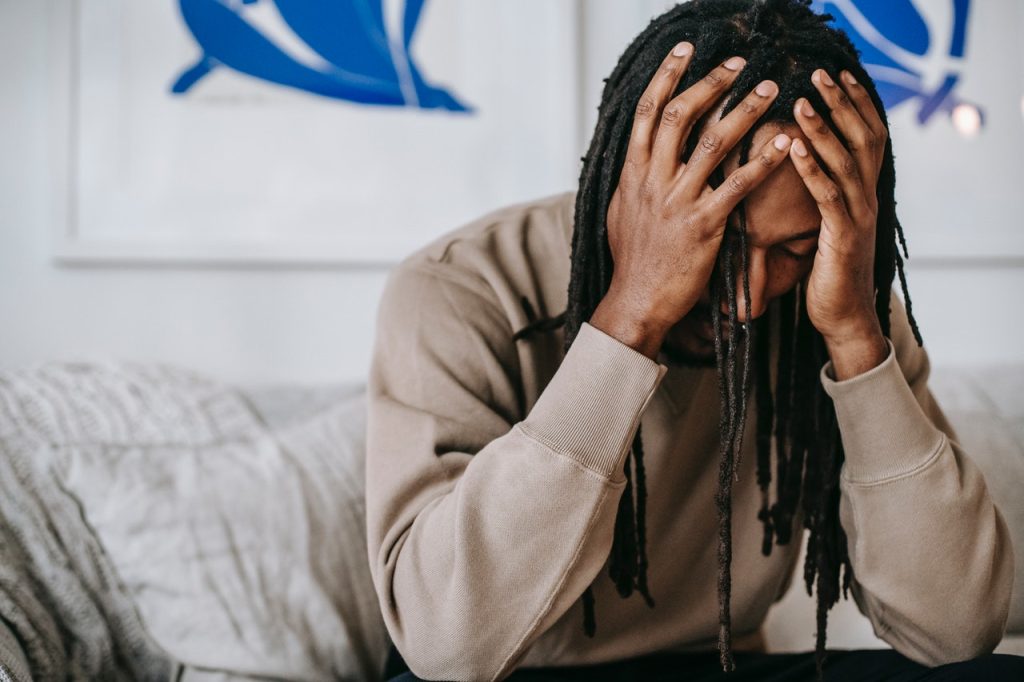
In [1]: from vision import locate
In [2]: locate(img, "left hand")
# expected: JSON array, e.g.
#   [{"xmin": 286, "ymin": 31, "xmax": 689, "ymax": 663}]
[{"xmin": 790, "ymin": 68, "xmax": 889, "ymax": 377}]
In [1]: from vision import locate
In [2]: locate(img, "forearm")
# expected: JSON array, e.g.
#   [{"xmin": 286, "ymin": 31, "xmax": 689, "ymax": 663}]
[
  {"xmin": 821, "ymin": 342, "xmax": 1014, "ymax": 664},
  {"xmin": 839, "ymin": 440, "xmax": 1013, "ymax": 665},
  {"xmin": 373, "ymin": 424, "xmax": 627, "ymax": 680},
  {"xmin": 368, "ymin": 321, "xmax": 667, "ymax": 680}
]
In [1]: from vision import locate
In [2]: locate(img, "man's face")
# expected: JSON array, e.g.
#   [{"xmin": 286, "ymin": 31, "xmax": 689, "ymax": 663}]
[{"xmin": 662, "ymin": 121, "xmax": 822, "ymax": 367}]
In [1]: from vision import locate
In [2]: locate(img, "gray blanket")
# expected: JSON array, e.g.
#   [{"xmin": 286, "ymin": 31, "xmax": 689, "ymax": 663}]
[
  {"xmin": 0, "ymin": 362, "xmax": 389, "ymax": 682},
  {"xmin": 0, "ymin": 364, "xmax": 177, "ymax": 680}
]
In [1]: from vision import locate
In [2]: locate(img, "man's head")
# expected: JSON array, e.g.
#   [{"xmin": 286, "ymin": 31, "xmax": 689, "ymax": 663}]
[
  {"xmin": 558, "ymin": 0, "xmax": 922, "ymax": 675},
  {"xmin": 570, "ymin": 0, "xmax": 912, "ymax": 367},
  {"xmin": 663, "ymin": 116, "xmax": 822, "ymax": 365}
]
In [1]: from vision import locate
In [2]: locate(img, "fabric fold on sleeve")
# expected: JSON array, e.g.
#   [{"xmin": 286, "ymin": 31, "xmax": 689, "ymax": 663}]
[
  {"xmin": 819, "ymin": 338, "xmax": 945, "ymax": 485},
  {"xmin": 519, "ymin": 322, "xmax": 668, "ymax": 481}
]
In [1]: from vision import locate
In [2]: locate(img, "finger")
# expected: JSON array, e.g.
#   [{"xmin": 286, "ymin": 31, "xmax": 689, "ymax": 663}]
[
  {"xmin": 793, "ymin": 96, "xmax": 869, "ymax": 220},
  {"xmin": 624, "ymin": 42, "xmax": 695, "ymax": 168},
  {"xmin": 648, "ymin": 55, "xmax": 747, "ymax": 180},
  {"xmin": 838, "ymin": 70, "xmax": 887, "ymax": 139},
  {"xmin": 811, "ymin": 69, "xmax": 880, "ymax": 199},
  {"xmin": 677, "ymin": 79, "xmax": 779, "ymax": 196},
  {"xmin": 788, "ymin": 137, "xmax": 856, "ymax": 246},
  {"xmin": 838, "ymin": 69, "xmax": 887, "ymax": 191},
  {"xmin": 703, "ymin": 133, "xmax": 793, "ymax": 220}
]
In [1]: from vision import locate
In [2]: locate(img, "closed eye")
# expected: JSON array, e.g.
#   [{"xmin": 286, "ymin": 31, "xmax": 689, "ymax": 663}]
[
  {"xmin": 723, "ymin": 225, "xmax": 818, "ymax": 260},
  {"xmin": 780, "ymin": 246, "xmax": 816, "ymax": 260}
]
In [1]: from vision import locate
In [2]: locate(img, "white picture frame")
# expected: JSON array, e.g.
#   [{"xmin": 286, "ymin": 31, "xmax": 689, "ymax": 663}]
[{"xmin": 48, "ymin": 0, "xmax": 583, "ymax": 266}]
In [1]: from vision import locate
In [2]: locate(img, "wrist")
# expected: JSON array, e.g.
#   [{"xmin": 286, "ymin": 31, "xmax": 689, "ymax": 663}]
[
  {"xmin": 589, "ymin": 290, "xmax": 671, "ymax": 361},
  {"xmin": 824, "ymin": 323, "xmax": 889, "ymax": 381}
]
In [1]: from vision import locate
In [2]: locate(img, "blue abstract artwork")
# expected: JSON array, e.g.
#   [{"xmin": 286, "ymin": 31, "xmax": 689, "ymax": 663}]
[
  {"xmin": 812, "ymin": 0, "xmax": 981, "ymax": 127},
  {"xmin": 170, "ymin": 0, "xmax": 471, "ymax": 111}
]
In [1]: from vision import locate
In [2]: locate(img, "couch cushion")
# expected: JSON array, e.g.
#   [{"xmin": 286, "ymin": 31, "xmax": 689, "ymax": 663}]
[
  {"xmin": 2, "ymin": 362, "xmax": 388, "ymax": 682},
  {"xmin": 928, "ymin": 366, "xmax": 1024, "ymax": 634}
]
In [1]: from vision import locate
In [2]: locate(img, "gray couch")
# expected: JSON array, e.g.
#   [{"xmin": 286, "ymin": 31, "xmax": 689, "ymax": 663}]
[{"xmin": 0, "ymin": 361, "xmax": 1020, "ymax": 681}]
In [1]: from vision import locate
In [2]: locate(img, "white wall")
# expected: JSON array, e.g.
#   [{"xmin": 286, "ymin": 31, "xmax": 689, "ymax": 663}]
[
  {"xmin": 2, "ymin": 0, "xmax": 1023, "ymax": 387},
  {"xmin": 1, "ymin": 0, "xmax": 391, "ymax": 386}
]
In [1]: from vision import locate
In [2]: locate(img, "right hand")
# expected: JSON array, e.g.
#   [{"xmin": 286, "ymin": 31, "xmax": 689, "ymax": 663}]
[{"xmin": 590, "ymin": 44, "xmax": 793, "ymax": 358}]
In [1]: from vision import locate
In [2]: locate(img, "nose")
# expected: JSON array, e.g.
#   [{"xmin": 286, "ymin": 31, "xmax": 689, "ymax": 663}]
[{"xmin": 719, "ymin": 250, "xmax": 768, "ymax": 323}]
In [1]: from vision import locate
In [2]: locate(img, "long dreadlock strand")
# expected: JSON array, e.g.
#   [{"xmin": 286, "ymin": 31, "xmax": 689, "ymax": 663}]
[
  {"xmin": 632, "ymin": 425, "xmax": 657, "ymax": 607},
  {"xmin": 729, "ymin": 131, "xmax": 758, "ymax": 481},
  {"xmin": 712, "ymin": 233, "xmax": 737, "ymax": 673},
  {"xmin": 754, "ymin": 312, "xmax": 775, "ymax": 557},
  {"xmin": 609, "ymin": 451, "xmax": 638, "ymax": 598}
]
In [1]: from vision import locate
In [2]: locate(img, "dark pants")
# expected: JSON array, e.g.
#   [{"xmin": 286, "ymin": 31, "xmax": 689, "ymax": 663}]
[{"xmin": 383, "ymin": 644, "xmax": 1024, "ymax": 681}]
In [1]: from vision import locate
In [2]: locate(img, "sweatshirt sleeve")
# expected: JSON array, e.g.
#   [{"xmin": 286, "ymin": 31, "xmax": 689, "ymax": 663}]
[
  {"xmin": 819, "ymin": 294, "xmax": 1015, "ymax": 666},
  {"xmin": 365, "ymin": 261, "xmax": 667, "ymax": 681}
]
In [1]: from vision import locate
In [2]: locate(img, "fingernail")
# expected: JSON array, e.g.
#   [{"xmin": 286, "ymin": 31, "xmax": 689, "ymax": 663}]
[
  {"xmin": 815, "ymin": 69, "xmax": 835, "ymax": 86},
  {"xmin": 792, "ymin": 138, "xmax": 809, "ymax": 157},
  {"xmin": 774, "ymin": 134, "xmax": 791, "ymax": 150},
  {"xmin": 755, "ymin": 80, "xmax": 776, "ymax": 97},
  {"xmin": 724, "ymin": 56, "xmax": 746, "ymax": 71},
  {"xmin": 800, "ymin": 99, "xmax": 816, "ymax": 117},
  {"xmin": 672, "ymin": 41, "xmax": 693, "ymax": 57},
  {"xmin": 842, "ymin": 70, "xmax": 857, "ymax": 85}
]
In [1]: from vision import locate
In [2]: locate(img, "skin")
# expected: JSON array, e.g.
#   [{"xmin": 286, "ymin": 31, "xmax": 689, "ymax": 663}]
[
  {"xmin": 659, "ymin": 119, "xmax": 821, "ymax": 368},
  {"xmin": 589, "ymin": 43, "xmax": 890, "ymax": 380}
]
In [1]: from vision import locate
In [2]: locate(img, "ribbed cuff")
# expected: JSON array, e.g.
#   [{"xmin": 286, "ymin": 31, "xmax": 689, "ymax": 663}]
[
  {"xmin": 519, "ymin": 322, "xmax": 668, "ymax": 481},
  {"xmin": 820, "ymin": 338, "xmax": 945, "ymax": 484}
]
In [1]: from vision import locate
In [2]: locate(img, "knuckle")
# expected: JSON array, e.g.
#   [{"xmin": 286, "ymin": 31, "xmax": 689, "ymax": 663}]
[
  {"xmin": 814, "ymin": 122, "xmax": 830, "ymax": 137},
  {"xmin": 690, "ymin": 208, "xmax": 716, "ymax": 235},
  {"xmin": 758, "ymin": 151, "xmax": 774, "ymax": 168},
  {"xmin": 661, "ymin": 103, "xmax": 684, "ymax": 126},
  {"xmin": 849, "ymin": 133, "xmax": 873, "ymax": 152},
  {"xmin": 639, "ymin": 176, "xmax": 658, "ymax": 201},
  {"xmin": 835, "ymin": 91, "xmax": 851, "ymax": 108},
  {"xmin": 703, "ymin": 70, "xmax": 725, "ymax": 88},
  {"xmin": 726, "ymin": 173, "xmax": 749, "ymax": 196},
  {"xmin": 740, "ymin": 99, "xmax": 758, "ymax": 115},
  {"xmin": 678, "ymin": 210, "xmax": 701, "ymax": 232},
  {"xmin": 660, "ymin": 63, "xmax": 680, "ymax": 80},
  {"xmin": 699, "ymin": 132, "xmax": 723, "ymax": 154},
  {"xmin": 840, "ymin": 154, "xmax": 858, "ymax": 177},
  {"xmin": 656, "ymin": 197, "xmax": 678, "ymax": 221},
  {"xmin": 823, "ymin": 184, "xmax": 843, "ymax": 204},
  {"xmin": 635, "ymin": 96, "xmax": 657, "ymax": 118}
]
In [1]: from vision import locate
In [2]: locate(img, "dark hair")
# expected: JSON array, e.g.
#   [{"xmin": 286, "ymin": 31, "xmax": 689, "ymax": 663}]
[{"xmin": 514, "ymin": 0, "xmax": 922, "ymax": 677}]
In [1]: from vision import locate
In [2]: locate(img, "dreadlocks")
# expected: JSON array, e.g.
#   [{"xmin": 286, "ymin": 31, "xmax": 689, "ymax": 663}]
[{"xmin": 513, "ymin": 0, "xmax": 922, "ymax": 677}]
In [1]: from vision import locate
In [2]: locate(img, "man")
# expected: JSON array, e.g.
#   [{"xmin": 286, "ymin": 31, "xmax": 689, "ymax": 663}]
[{"xmin": 365, "ymin": 1, "xmax": 1019, "ymax": 680}]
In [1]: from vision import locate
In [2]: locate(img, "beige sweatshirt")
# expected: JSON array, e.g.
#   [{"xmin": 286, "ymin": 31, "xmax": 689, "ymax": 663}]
[{"xmin": 365, "ymin": 191, "xmax": 1014, "ymax": 681}]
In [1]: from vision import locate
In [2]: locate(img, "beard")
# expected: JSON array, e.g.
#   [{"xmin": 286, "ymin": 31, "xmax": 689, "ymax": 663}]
[
  {"xmin": 659, "ymin": 303, "xmax": 749, "ymax": 369},
  {"xmin": 659, "ymin": 338, "xmax": 717, "ymax": 368}
]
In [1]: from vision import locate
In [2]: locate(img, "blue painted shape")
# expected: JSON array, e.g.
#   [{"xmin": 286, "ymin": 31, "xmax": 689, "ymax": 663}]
[
  {"xmin": 170, "ymin": 0, "xmax": 471, "ymax": 111},
  {"xmin": 273, "ymin": 0, "xmax": 398, "ymax": 88},
  {"xmin": 854, "ymin": 0, "xmax": 930, "ymax": 56},
  {"xmin": 821, "ymin": 3, "xmax": 911, "ymax": 75},
  {"xmin": 916, "ymin": 73, "xmax": 958, "ymax": 124},
  {"xmin": 403, "ymin": 0, "xmax": 427, "ymax": 47},
  {"xmin": 171, "ymin": 55, "xmax": 215, "ymax": 93},
  {"xmin": 871, "ymin": 80, "xmax": 918, "ymax": 111},
  {"xmin": 812, "ymin": 0, "xmax": 981, "ymax": 128},
  {"xmin": 950, "ymin": 0, "xmax": 969, "ymax": 57}
]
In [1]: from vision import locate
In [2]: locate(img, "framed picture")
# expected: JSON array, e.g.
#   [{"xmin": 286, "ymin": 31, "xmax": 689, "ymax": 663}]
[{"xmin": 48, "ymin": 0, "xmax": 582, "ymax": 265}]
